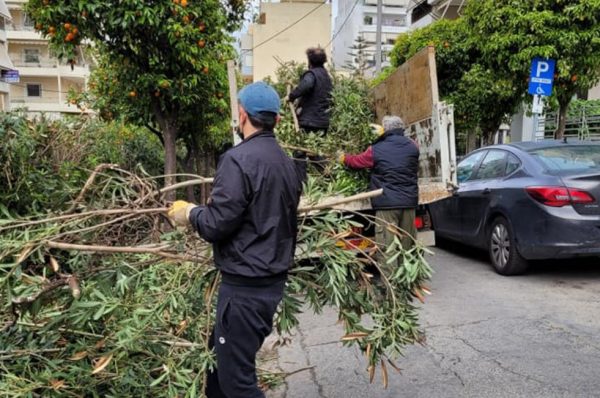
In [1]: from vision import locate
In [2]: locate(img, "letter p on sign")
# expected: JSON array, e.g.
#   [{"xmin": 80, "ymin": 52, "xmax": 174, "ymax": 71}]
[{"xmin": 536, "ymin": 61, "xmax": 549, "ymax": 77}]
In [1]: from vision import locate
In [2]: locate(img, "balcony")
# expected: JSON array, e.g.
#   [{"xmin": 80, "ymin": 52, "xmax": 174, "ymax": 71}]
[
  {"xmin": 11, "ymin": 58, "xmax": 90, "ymax": 78},
  {"xmin": 10, "ymin": 96, "xmax": 91, "ymax": 114},
  {"xmin": 6, "ymin": 24, "xmax": 45, "ymax": 41}
]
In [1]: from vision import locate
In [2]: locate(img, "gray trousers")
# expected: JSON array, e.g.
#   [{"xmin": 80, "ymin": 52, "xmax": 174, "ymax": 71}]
[{"xmin": 375, "ymin": 208, "xmax": 416, "ymax": 276}]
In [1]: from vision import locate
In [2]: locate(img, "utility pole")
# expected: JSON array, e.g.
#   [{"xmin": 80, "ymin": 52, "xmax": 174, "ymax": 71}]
[{"xmin": 375, "ymin": 0, "xmax": 383, "ymax": 73}]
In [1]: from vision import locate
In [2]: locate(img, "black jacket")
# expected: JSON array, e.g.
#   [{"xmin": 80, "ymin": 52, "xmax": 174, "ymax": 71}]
[
  {"xmin": 189, "ymin": 131, "xmax": 304, "ymax": 281},
  {"xmin": 289, "ymin": 67, "xmax": 332, "ymax": 130},
  {"xmin": 371, "ymin": 128, "xmax": 420, "ymax": 209}
]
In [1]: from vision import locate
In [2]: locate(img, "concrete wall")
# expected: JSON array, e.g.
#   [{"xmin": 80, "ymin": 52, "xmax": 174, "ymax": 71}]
[
  {"xmin": 588, "ymin": 83, "xmax": 600, "ymax": 100},
  {"xmin": 252, "ymin": 1, "xmax": 331, "ymax": 82}
]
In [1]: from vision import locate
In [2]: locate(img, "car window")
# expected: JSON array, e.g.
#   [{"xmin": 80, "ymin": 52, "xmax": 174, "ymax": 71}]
[
  {"xmin": 505, "ymin": 153, "xmax": 521, "ymax": 175},
  {"xmin": 457, "ymin": 151, "xmax": 486, "ymax": 183},
  {"xmin": 473, "ymin": 150, "xmax": 508, "ymax": 180},
  {"xmin": 529, "ymin": 145, "xmax": 600, "ymax": 175}
]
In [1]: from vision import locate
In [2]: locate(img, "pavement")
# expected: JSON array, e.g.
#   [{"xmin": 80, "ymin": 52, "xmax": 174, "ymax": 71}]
[{"xmin": 266, "ymin": 247, "xmax": 600, "ymax": 398}]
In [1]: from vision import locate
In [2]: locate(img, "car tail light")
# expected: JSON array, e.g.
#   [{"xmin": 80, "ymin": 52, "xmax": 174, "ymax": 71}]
[
  {"xmin": 568, "ymin": 189, "xmax": 595, "ymax": 204},
  {"xmin": 415, "ymin": 216, "xmax": 424, "ymax": 230},
  {"xmin": 526, "ymin": 186, "xmax": 595, "ymax": 207}
]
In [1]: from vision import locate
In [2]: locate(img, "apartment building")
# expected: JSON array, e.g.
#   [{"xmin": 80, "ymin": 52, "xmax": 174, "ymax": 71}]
[
  {"xmin": 6, "ymin": 0, "xmax": 91, "ymax": 116},
  {"xmin": 332, "ymin": 0, "xmax": 409, "ymax": 74},
  {"xmin": 0, "ymin": 0, "xmax": 13, "ymax": 110},
  {"xmin": 241, "ymin": 0, "xmax": 331, "ymax": 82}
]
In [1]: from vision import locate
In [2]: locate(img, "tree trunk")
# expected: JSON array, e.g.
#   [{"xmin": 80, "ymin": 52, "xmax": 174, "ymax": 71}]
[
  {"xmin": 160, "ymin": 122, "xmax": 178, "ymax": 202},
  {"xmin": 554, "ymin": 100, "xmax": 569, "ymax": 140}
]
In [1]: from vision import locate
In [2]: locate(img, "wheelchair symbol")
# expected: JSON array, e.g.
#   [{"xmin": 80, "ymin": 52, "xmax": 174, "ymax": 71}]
[{"xmin": 536, "ymin": 86, "xmax": 545, "ymax": 95}]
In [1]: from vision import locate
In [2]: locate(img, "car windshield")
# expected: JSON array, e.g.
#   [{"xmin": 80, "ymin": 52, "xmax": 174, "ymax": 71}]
[{"xmin": 530, "ymin": 145, "xmax": 600, "ymax": 174}]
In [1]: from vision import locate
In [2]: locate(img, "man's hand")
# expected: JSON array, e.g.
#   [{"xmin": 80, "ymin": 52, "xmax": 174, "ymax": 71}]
[{"xmin": 167, "ymin": 200, "xmax": 197, "ymax": 227}]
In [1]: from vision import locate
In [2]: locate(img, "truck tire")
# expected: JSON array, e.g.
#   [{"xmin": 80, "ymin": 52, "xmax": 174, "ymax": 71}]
[{"xmin": 488, "ymin": 217, "xmax": 529, "ymax": 276}]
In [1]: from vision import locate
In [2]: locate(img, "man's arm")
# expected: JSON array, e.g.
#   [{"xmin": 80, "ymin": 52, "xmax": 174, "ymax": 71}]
[
  {"xmin": 189, "ymin": 154, "xmax": 250, "ymax": 243},
  {"xmin": 289, "ymin": 72, "xmax": 316, "ymax": 101},
  {"xmin": 343, "ymin": 146, "xmax": 374, "ymax": 169}
]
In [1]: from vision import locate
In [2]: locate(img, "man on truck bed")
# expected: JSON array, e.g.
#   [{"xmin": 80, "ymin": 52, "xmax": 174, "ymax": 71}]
[
  {"xmin": 167, "ymin": 82, "xmax": 304, "ymax": 398},
  {"xmin": 287, "ymin": 47, "xmax": 333, "ymax": 134},
  {"xmin": 340, "ymin": 115, "xmax": 419, "ymax": 272}
]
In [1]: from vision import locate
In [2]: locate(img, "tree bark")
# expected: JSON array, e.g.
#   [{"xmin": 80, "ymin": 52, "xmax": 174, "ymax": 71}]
[
  {"xmin": 555, "ymin": 100, "xmax": 569, "ymax": 140},
  {"xmin": 159, "ymin": 122, "xmax": 178, "ymax": 202}
]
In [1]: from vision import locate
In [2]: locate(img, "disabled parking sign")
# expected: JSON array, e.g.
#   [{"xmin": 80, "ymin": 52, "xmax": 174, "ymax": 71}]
[{"xmin": 528, "ymin": 58, "xmax": 555, "ymax": 96}]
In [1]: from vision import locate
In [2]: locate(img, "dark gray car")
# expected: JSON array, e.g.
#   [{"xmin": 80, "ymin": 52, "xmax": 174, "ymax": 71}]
[{"xmin": 429, "ymin": 140, "xmax": 600, "ymax": 275}]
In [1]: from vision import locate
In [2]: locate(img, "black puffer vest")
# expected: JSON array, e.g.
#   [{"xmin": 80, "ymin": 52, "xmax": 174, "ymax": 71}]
[
  {"xmin": 370, "ymin": 128, "xmax": 420, "ymax": 209},
  {"xmin": 298, "ymin": 67, "xmax": 332, "ymax": 130}
]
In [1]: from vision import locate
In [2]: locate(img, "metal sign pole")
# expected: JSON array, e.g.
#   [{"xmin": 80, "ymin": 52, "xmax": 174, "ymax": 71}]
[{"xmin": 227, "ymin": 60, "xmax": 241, "ymax": 146}]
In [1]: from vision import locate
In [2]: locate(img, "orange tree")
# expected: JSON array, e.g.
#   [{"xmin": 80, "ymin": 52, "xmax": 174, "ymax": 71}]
[{"xmin": 26, "ymin": 0, "xmax": 245, "ymax": 198}]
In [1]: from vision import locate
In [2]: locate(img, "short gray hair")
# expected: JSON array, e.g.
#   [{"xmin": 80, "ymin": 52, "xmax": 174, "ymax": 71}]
[{"xmin": 382, "ymin": 115, "xmax": 405, "ymax": 131}]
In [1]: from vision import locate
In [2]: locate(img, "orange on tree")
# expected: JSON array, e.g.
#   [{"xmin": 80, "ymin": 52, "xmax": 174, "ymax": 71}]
[
  {"xmin": 181, "ymin": 0, "xmax": 188, "ymax": 7},
  {"xmin": 64, "ymin": 22, "xmax": 72, "ymax": 30},
  {"xmin": 197, "ymin": 39, "xmax": 206, "ymax": 48},
  {"xmin": 198, "ymin": 22, "xmax": 206, "ymax": 32},
  {"xmin": 202, "ymin": 66, "xmax": 209, "ymax": 74},
  {"xmin": 65, "ymin": 32, "xmax": 75, "ymax": 42},
  {"xmin": 129, "ymin": 91, "xmax": 137, "ymax": 97}
]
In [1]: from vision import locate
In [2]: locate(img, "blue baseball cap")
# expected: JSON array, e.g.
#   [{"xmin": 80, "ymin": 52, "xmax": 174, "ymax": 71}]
[{"xmin": 238, "ymin": 82, "xmax": 280, "ymax": 116}]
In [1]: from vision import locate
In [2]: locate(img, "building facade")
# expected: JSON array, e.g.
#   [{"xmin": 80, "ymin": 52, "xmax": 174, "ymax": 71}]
[
  {"xmin": 241, "ymin": 0, "xmax": 331, "ymax": 82},
  {"xmin": 6, "ymin": 0, "xmax": 91, "ymax": 116},
  {"xmin": 0, "ymin": 0, "xmax": 14, "ymax": 111},
  {"xmin": 332, "ymin": 0, "xmax": 409, "ymax": 74}
]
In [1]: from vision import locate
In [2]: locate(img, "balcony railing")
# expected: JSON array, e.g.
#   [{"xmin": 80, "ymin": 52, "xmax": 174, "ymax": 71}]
[{"xmin": 11, "ymin": 58, "xmax": 88, "ymax": 68}]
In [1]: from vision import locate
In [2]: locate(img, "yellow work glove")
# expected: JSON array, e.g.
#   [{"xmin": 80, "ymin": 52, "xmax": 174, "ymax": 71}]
[
  {"xmin": 370, "ymin": 123, "xmax": 384, "ymax": 137},
  {"xmin": 167, "ymin": 200, "xmax": 197, "ymax": 227},
  {"xmin": 336, "ymin": 150, "xmax": 346, "ymax": 165}
]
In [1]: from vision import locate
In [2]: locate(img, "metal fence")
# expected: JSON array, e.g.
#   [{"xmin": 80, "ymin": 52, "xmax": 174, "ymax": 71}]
[{"xmin": 543, "ymin": 104, "xmax": 600, "ymax": 140}]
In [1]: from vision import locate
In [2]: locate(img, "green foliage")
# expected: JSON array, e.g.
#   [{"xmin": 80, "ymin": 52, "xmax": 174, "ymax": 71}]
[
  {"xmin": 25, "ymin": 0, "xmax": 246, "ymax": 188},
  {"xmin": 0, "ymin": 168, "xmax": 432, "ymax": 396},
  {"xmin": 384, "ymin": 1, "xmax": 600, "ymax": 142},
  {"xmin": 0, "ymin": 112, "xmax": 163, "ymax": 216}
]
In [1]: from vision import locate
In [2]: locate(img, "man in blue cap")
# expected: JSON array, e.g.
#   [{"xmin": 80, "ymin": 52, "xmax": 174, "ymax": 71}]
[{"xmin": 168, "ymin": 82, "xmax": 304, "ymax": 397}]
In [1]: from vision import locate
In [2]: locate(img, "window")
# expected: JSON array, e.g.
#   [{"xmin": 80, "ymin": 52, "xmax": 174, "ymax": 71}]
[
  {"xmin": 474, "ymin": 150, "xmax": 508, "ymax": 180},
  {"xmin": 530, "ymin": 146, "xmax": 600, "ymax": 174},
  {"xmin": 26, "ymin": 84, "xmax": 42, "ymax": 97},
  {"xmin": 457, "ymin": 151, "xmax": 486, "ymax": 183},
  {"xmin": 506, "ymin": 153, "xmax": 521, "ymax": 175},
  {"xmin": 364, "ymin": 16, "xmax": 373, "ymax": 25},
  {"xmin": 23, "ymin": 13, "xmax": 35, "ymax": 29},
  {"xmin": 24, "ymin": 49, "xmax": 40, "ymax": 63}
]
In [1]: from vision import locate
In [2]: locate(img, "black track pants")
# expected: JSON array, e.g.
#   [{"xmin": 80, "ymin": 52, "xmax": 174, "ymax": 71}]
[{"xmin": 205, "ymin": 280, "xmax": 285, "ymax": 398}]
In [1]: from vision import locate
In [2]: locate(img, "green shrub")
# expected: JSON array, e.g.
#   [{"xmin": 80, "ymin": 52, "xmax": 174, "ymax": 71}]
[{"xmin": 0, "ymin": 113, "xmax": 163, "ymax": 216}]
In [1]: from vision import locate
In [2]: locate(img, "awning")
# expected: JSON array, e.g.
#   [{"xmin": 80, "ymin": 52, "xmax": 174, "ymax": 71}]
[{"xmin": 0, "ymin": 0, "xmax": 11, "ymax": 20}]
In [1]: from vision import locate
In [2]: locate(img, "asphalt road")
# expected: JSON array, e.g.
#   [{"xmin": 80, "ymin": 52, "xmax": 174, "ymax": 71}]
[{"xmin": 267, "ymin": 247, "xmax": 600, "ymax": 398}]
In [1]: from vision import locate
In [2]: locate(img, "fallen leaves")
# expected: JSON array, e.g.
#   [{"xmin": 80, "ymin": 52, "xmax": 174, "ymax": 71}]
[{"xmin": 91, "ymin": 354, "xmax": 113, "ymax": 375}]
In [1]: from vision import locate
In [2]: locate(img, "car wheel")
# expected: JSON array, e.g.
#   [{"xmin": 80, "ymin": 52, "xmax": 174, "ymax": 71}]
[{"xmin": 488, "ymin": 217, "xmax": 529, "ymax": 276}]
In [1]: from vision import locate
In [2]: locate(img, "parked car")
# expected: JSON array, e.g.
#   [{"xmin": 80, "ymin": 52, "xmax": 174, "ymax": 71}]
[{"xmin": 429, "ymin": 140, "xmax": 600, "ymax": 275}]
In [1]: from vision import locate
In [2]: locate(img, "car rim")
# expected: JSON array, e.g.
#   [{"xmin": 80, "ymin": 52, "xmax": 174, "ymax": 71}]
[{"xmin": 491, "ymin": 224, "xmax": 510, "ymax": 268}]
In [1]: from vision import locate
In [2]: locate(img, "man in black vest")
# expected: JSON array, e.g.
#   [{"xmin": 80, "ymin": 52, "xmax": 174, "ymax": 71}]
[
  {"xmin": 288, "ymin": 47, "xmax": 333, "ymax": 134},
  {"xmin": 167, "ymin": 82, "xmax": 304, "ymax": 398},
  {"xmin": 340, "ymin": 116, "xmax": 420, "ymax": 274}
]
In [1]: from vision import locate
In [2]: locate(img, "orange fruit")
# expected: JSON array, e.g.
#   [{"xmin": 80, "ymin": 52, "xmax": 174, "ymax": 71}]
[
  {"xmin": 48, "ymin": 26, "xmax": 56, "ymax": 33},
  {"xmin": 129, "ymin": 91, "xmax": 137, "ymax": 97},
  {"xmin": 65, "ymin": 33, "xmax": 75, "ymax": 42},
  {"xmin": 181, "ymin": 0, "xmax": 188, "ymax": 7},
  {"xmin": 71, "ymin": 27, "xmax": 78, "ymax": 35},
  {"xmin": 203, "ymin": 66, "xmax": 209, "ymax": 74},
  {"xmin": 43, "ymin": 0, "xmax": 49, "ymax": 5},
  {"xmin": 183, "ymin": 16, "xmax": 190, "ymax": 24},
  {"xmin": 198, "ymin": 22, "xmax": 206, "ymax": 32},
  {"xmin": 154, "ymin": 91, "xmax": 161, "ymax": 97},
  {"xmin": 571, "ymin": 75, "xmax": 578, "ymax": 82},
  {"xmin": 64, "ymin": 22, "xmax": 72, "ymax": 30},
  {"xmin": 198, "ymin": 39, "xmax": 206, "ymax": 48},
  {"xmin": 35, "ymin": 23, "xmax": 42, "ymax": 30}
]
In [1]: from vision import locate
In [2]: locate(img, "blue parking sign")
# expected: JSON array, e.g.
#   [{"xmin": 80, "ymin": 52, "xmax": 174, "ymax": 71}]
[{"xmin": 528, "ymin": 58, "xmax": 555, "ymax": 96}]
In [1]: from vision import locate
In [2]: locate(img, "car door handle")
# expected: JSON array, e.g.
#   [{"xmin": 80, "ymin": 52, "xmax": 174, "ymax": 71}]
[{"xmin": 482, "ymin": 188, "xmax": 492, "ymax": 195}]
